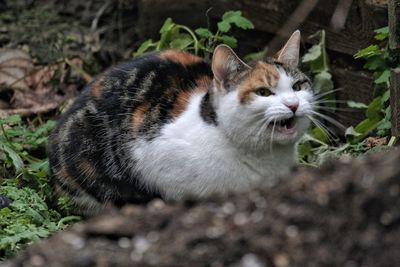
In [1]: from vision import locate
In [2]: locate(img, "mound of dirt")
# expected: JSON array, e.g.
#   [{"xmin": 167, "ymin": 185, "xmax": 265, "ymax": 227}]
[{"xmin": 2, "ymin": 149, "xmax": 400, "ymax": 267}]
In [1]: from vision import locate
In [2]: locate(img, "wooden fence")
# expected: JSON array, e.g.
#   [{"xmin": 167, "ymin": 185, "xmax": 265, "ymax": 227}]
[{"xmin": 137, "ymin": 0, "xmax": 390, "ymax": 129}]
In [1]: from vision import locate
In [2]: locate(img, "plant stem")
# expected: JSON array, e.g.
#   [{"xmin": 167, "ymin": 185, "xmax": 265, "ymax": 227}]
[{"xmin": 177, "ymin": 25, "xmax": 199, "ymax": 55}]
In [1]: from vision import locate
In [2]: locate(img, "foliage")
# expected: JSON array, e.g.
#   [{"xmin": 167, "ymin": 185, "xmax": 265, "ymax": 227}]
[
  {"xmin": 298, "ymin": 30, "xmax": 336, "ymax": 166},
  {"xmin": 133, "ymin": 11, "xmax": 254, "ymax": 61},
  {"xmin": 348, "ymin": 26, "xmax": 398, "ymax": 142},
  {"xmin": 298, "ymin": 27, "xmax": 398, "ymax": 167},
  {"xmin": 0, "ymin": 115, "xmax": 80, "ymax": 259},
  {"xmin": 302, "ymin": 30, "xmax": 334, "ymax": 105}
]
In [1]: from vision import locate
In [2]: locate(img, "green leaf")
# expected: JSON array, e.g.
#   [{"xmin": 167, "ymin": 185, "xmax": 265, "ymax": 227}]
[
  {"xmin": 347, "ymin": 101, "xmax": 368, "ymax": 109},
  {"xmin": 1, "ymin": 143, "xmax": 24, "ymax": 174},
  {"xmin": 302, "ymin": 44, "xmax": 321, "ymax": 63},
  {"xmin": 354, "ymin": 45, "xmax": 381, "ymax": 59},
  {"xmin": 354, "ymin": 118, "xmax": 381, "ymax": 136},
  {"xmin": 243, "ymin": 50, "xmax": 267, "ymax": 62},
  {"xmin": 363, "ymin": 55, "xmax": 387, "ymax": 70},
  {"xmin": 220, "ymin": 35, "xmax": 237, "ymax": 48},
  {"xmin": 381, "ymin": 89, "xmax": 390, "ymax": 103},
  {"xmin": 134, "ymin": 39, "xmax": 156, "ymax": 57},
  {"xmin": 169, "ymin": 37, "xmax": 193, "ymax": 50},
  {"xmin": 374, "ymin": 69, "xmax": 390, "ymax": 84},
  {"xmin": 222, "ymin": 11, "xmax": 254, "ymax": 30},
  {"xmin": 217, "ymin": 20, "xmax": 231, "ymax": 33},
  {"xmin": 159, "ymin": 18, "xmax": 174, "ymax": 34},
  {"xmin": 195, "ymin": 28, "xmax": 213, "ymax": 39},
  {"xmin": 345, "ymin": 126, "xmax": 362, "ymax": 137},
  {"xmin": 366, "ymin": 97, "xmax": 383, "ymax": 121},
  {"xmin": 312, "ymin": 127, "xmax": 329, "ymax": 143},
  {"xmin": 1, "ymin": 115, "xmax": 21, "ymax": 125},
  {"xmin": 374, "ymin": 26, "xmax": 389, "ymax": 41},
  {"xmin": 313, "ymin": 71, "xmax": 334, "ymax": 93}
]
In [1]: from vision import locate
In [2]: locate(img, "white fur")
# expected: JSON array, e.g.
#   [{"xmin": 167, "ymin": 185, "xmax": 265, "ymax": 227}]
[{"xmin": 130, "ymin": 70, "xmax": 313, "ymax": 200}]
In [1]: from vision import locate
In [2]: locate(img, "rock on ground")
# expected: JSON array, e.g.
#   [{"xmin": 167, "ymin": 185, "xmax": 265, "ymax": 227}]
[{"xmin": 2, "ymin": 149, "xmax": 400, "ymax": 267}]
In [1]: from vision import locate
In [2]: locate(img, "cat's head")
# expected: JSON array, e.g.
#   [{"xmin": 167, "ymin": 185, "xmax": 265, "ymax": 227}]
[{"xmin": 211, "ymin": 30, "xmax": 313, "ymax": 151}]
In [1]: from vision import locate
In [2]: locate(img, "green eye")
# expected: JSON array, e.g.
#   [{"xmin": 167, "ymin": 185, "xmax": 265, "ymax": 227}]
[
  {"xmin": 292, "ymin": 81, "xmax": 302, "ymax": 91},
  {"xmin": 255, "ymin": 87, "xmax": 270, "ymax": 97}
]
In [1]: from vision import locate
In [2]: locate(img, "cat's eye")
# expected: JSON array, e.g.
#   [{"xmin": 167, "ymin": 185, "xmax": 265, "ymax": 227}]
[
  {"xmin": 255, "ymin": 87, "xmax": 271, "ymax": 97},
  {"xmin": 292, "ymin": 81, "xmax": 303, "ymax": 91}
]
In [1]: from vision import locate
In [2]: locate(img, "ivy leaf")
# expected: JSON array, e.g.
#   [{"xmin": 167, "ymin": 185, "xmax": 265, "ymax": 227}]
[
  {"xmin": 220, "ymin": 35, "xmax": 237, "ymax": 48},
  {"xmin": 302, "ymin": 44, "xmax": 321, "ymax": 63},
  {"xmin": 347, "ymin": 101, "xmax": 368, "ymax": 109},
  {"xmin": 374, "ymin": 69, "xmax": 390, "ymax": 84}
]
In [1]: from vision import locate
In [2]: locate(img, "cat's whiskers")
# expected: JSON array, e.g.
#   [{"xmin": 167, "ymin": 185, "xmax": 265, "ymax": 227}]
[
  {"xmin": 269, "ymin": 118, "xmax": 277, "ymax": 154},
  {"xmin": 313, "ymin": 88, "xmax": 344, "ymax": 100},
  {"xmin": 306, "ymin": 115, "xmax": 340, "ymax": 142},
  {"xmin": 313, "ymin": 105, "xmax": 358, "ymax": 112},
  {"xmin": 310, "ymin": 110, "xmax": 346, "ymax": 130}
]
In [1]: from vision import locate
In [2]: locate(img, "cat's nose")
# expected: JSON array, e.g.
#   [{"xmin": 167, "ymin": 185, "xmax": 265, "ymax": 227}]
[{"xmin": 285, "ymin": 103, "xmax": 298, "ymax": 113}]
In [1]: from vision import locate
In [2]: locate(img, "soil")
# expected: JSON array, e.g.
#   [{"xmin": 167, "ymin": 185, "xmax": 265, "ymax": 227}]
[{"xmin": 2, "ymin": 149, "xmax": 400, "ymax": 267}]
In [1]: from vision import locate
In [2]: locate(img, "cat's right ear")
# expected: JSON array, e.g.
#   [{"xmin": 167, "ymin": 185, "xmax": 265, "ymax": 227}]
[{"xmin": 212, "ymin": 44, "xmax": 250, "ymax": 90}]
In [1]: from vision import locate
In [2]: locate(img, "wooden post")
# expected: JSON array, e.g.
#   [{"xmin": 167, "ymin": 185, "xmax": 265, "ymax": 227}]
[
  {"xmin": 391, "ymin": 68, "xmax": 400, "ymax": 137},
  {"xmin": 388, "ymin": 0, "xmax": 400, "ymax": 136}
]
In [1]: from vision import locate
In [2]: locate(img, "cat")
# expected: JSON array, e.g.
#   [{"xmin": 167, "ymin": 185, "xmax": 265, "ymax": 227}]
[{"xmin": 48, "ymin": 30, "xmax": 314, "ymax": 214}]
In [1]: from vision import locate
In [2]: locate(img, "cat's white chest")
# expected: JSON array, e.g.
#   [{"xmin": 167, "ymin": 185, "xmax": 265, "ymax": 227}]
[{"xmin": 131, "ymin": 93, "xmax": 296, "ymax": 200}]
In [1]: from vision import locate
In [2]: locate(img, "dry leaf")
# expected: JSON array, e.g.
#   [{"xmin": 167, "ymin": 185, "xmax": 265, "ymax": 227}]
[{"xmin": 0, "ymin": 49, "xmax": 34, "ymax": 90}]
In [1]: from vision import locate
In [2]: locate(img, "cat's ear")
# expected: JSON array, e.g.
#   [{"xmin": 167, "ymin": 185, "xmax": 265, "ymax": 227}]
[
  {"xmin": 273, "ymin": 30, "xmax": 301, "ymax": 67},
  {"xmin": 212, "ymin": 44, "xmax": 250, "ymax": 89}
]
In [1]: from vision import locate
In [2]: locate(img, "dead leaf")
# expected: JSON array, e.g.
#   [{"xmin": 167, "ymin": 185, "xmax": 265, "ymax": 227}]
[
  {"xmin": 0, "ymin": 49, "xmax": 34, "ymax": 90},
  {"xmin": 0, "ymin": 49, "xmax": 80, "ymax": 118}
]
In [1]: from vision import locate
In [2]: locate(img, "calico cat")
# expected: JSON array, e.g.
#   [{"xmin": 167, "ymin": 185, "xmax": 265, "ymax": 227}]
[{"xmin": 48, "ymin": 30, "xmax": 314, "ymax": 214}]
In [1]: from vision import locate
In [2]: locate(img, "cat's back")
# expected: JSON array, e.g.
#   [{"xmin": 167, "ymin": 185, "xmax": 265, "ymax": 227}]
[{"xmin": 48, "ymin": 50, "xmax": 213, "ymax": 211}]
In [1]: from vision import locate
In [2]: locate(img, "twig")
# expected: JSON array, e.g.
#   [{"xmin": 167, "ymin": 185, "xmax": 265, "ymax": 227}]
[
  {"xmin": 330, "ymin": 0, "xmax": 353, "ymax": 31},
  {"xmin": 265, "ymin": 0, "xmax": 320, "ymax": 56},
  {"xmin": 64, "ymin": 58, "xmax": 93, "ymax": 83}
]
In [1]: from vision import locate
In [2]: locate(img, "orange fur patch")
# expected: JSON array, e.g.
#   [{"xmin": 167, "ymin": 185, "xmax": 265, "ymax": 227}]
[
  {"xmin": 57, "ymin": 167, "xmax": 83, "ymax": 190},
  {"xmin": 239, "ymin": 62, "xmax": 280, "ymax": 103},
  {"xmin": 90, "ymin": 78, "xmax": 103, "ymax": 98},
  {"xmin": 159, "ymin": 50, "xmax": 203, "ymax": 65},
  {"xmin": 171, "ymin": 76, "xmax": 211, "ymax": 118},
  {"xmin": 78, "ymin": 160, "xmax": 97, "ymax": 178},
  {"xmin": 131, "ymin": 104, "xmax": 150, "ymax": 128}
]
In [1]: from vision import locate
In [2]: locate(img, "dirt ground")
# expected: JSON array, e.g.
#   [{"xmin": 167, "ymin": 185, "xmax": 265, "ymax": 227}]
[{"xmin": 2, "ymin": 148, "xmax": 400, "ymax": 267}]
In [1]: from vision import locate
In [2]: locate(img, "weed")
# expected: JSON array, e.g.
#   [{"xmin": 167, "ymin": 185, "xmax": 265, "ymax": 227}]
[
  {"xmin": 133, "ymin": 11, "xmax": 254, "ymax": 61},
  {"xmin": 0, "ymin": 115, "xmax": 80, "ymax": 259}
]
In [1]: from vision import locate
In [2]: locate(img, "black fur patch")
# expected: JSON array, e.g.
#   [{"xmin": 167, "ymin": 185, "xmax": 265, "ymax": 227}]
[{"xmin": 200, "ymin": 91, "xmax": 218, "ymax": 125}]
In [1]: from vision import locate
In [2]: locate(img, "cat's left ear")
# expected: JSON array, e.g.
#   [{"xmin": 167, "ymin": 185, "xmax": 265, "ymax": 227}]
[
  {"xmin": 212, "ymin": 44, "xmax": 250, "ymax": 90},
  {"xmin": 273, "ymin": 30, "xmax": 301, "ymax": 67}
]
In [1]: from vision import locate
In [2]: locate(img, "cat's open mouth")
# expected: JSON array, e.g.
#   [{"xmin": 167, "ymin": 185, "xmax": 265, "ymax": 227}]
[{"xmin": 274, "ymin": 117, "xmax": 297, "ymax": 134}]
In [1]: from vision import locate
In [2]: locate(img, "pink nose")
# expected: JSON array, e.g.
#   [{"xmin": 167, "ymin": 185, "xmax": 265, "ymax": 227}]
[{"xmin": 286, "ymin": 103, "xmax": 298, "ymax": 113}]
